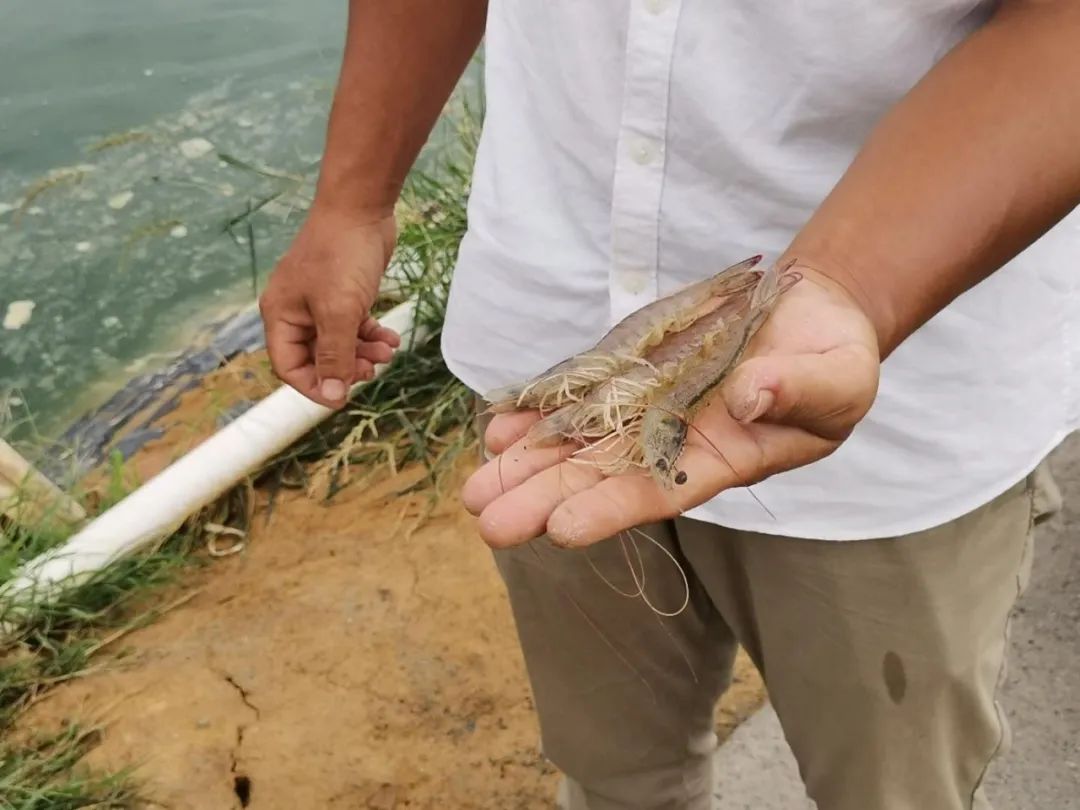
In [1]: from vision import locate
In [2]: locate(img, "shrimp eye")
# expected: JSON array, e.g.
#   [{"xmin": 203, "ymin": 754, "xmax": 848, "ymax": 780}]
[
  {"xmin": 674, "ymin": 471, "xmax": 688, "ymax": 486},
  {"xmin": 655, "ymin": 457, "xmax": 668, "ymax": 472}
]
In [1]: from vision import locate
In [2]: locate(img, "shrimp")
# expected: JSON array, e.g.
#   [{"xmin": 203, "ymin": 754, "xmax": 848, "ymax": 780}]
[
  {"xmin": 639, "ymin": 259, "xmax": 801, "ymax": 489},
  {"xmin": 523, "ymin": 290, "xmax": 755, "ymax": 449},
  {"xmin": 482, "ymin": 254, "xmax": 764, "ymax": 414}
]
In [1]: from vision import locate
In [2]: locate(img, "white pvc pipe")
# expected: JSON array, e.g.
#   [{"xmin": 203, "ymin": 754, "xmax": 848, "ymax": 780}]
[{"xmin": 2, "ymin": 299, "xmax": 422, "ymax": 603}]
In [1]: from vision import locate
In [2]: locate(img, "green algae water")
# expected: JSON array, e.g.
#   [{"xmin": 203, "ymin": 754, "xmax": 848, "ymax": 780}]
[
  {"xmin": 0, "ymin": 0, "xmax": 352, "ymax": 437},
  {"xmin": 0, "ymin": 1, "xmax": 478, "ymax": 441}
]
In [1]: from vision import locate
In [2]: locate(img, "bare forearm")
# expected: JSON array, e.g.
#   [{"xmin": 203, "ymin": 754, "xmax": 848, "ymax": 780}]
[
  {"xmin": 788, "ymin": 0, "xmax": 1080, "ymax": 357},
  {"xmin": 314, "ymin": 0, "xmax": 487, "ymax": 219}
]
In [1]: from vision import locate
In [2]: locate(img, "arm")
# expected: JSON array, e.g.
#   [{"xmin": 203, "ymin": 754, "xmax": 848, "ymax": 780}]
[
  {"xmin": 261, "ymin": 0, "xmax": 487, "ymax": 407},
  {"xmin": 464, "ymin": 0, "xmax": 1080, "ymax": 548},
  {"xmin": 789, "ymin": 0, "xmax": 1080, "ymax": 358}
]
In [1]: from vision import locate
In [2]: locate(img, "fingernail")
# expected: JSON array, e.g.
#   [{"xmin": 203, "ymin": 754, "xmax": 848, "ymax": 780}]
[
  {"xmin": 320, "ymin": 378, "xmax": 347, "ymax": 402},
  {"xmin": 736, "ymin": 389, "xmax": 775, "ymax": 423}
]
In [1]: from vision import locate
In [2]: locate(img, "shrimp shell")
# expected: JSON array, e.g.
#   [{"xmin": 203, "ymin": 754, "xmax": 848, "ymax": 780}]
[
  {"xmin": 639, "ymin": 259, "xmax": 801, "ymax": 489},
  {"xmin": 483, "ymin": 255, "xmax": 764, "ymax": 414},
  {"xmin": 523, "ymin": 292, "xmax": 754, "ymax": 448}
]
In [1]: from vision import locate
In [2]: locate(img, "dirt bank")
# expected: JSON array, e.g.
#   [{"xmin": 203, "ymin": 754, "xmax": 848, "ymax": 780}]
[{"xmin": 21, "ymin": 365, "xmax": 766, "ymax": 809}]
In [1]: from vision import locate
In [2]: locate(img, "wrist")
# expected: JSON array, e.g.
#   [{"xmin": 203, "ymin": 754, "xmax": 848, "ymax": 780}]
[
  {"xmin": 287, "ymin": 202, "xmax": 398, "ymax": 277},
  {"xmin": 308, "ymin": 194, "xmax": 397, "ymax": 229},
  {"xmin": 311, "ymin": 159, "xmax": 400, "ymax": 226},
  {"xmin": 779, "ymin": 239, "xmax": 900, "ymax": 360}
]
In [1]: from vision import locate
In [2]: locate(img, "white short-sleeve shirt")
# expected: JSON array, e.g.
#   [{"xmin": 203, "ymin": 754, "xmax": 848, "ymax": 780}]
[{"xmin": 442, "ymin": 0, "xmax": 1080, "ymax": 540}]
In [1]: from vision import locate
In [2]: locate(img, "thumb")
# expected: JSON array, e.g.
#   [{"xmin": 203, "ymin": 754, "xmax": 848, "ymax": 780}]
[
  {"xmin": 721, "ymin": 345, "xmax": 879, "ymax": 440},
  {"xmin": 312, "ymin": 302, "xmax": 363, "ymax": 405}
]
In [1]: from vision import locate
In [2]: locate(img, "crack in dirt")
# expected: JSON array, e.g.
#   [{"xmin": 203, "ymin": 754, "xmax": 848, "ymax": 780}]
[
  {"xmin": 223, "ymin": 673, "xmax": 261, "ymax": 719},
  {"xmin": 219, "ymin": 671, "xmax": 260, "ymax": 808}
]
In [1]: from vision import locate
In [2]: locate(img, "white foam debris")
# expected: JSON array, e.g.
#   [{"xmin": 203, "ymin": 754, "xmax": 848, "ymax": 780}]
[
  {"xmin": 178, "ymin": 137, "xmax": 214, "ymax": 159},
  {"xmin": 0, "ymin": 203, "xmax": 15, "ymax": 216},
  {"xmin": 3, "ymin": 300, "xmax": 36, "ymax": 330},
  {"xmin": 27, "ymin": 206, "xmax": 45, "ymax": 216},
  {"xmin": 102, "ymin": 316, "xmax": 121, "ymax": 328},
  {"xmin": 143, "ymin": 68, "xmax": 154, "ymax": 77},
  {"xmin": 107, "ymin": 191, "xmax": 134, "ymax": 210},
  {"xmin": 236, "ymin": 116, "xmax": 254, "ymax": 128},
  {"xmin": 75, "ymin": 241, "xmax": 93, "ymax": 253},
  {"xmin": 169, "ymin": 224, "xmax": 188, "ymax": 238}
]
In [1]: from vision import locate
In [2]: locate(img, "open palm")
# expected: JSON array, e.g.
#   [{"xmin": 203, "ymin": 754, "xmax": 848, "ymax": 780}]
[{"xmin": 462, "ymin": 267, "xmax": 881, "ymax": 548}]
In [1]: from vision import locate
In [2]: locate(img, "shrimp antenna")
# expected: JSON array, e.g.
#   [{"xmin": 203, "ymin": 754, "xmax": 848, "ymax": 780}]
[
  {"xmin": 553, "ymin": 439, "xmax": 700, "ymax": 683},
  {"xmin": 624, "ymin": 526, "xmax": 691, "ymax": 618},
  {"xmin": 583, "ymin": 521, "xmax": 698, "ymax": 682},
  {"xmin": 496, "ymin": 446, "xmax": 506, "ymax": 495},
  {"xmin": 648, "ymin": 403, "xmax": 777, "ymax": 521},
  {"xmin": 584, "ymin": 537, "xmax": 645, "ymax": 599},
  {"xmin": 526, "ymin": 542, "xmax": 657, "ymax": 703},
  {"xmin": 622, "ymin": 527, "xmax": 699, "ymax": 684},
  {"xmin": 682, "ymin": 419, "xmax": 776, "ymax": 520}
]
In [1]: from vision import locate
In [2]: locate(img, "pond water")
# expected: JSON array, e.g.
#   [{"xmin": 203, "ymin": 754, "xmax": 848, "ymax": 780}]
[{"xmin": 0, "ymin": 0, "xmax": 471, "ymax": 440}]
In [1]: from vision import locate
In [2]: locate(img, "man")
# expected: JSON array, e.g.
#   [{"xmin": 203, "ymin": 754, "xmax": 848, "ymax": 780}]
[{"xmin": 259, "ymin": 2, "xmax": 1080, "ymax": 808}]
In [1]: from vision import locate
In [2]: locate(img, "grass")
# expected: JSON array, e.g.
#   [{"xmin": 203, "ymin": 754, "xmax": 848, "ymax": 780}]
[
  {"xmin": 0, "ymin": 457, "xmax": 197, "ymax": 806},
  {"xmin": 0, "ymin": 724, "xmax": 139, "ymax": 809},
  {"xmin": 0, "ymin": 88, "xmax": 481, "ymax": 806},
  {"xmin": 0, "ymin": 447, "xmax": 205, "ymax": 718}
]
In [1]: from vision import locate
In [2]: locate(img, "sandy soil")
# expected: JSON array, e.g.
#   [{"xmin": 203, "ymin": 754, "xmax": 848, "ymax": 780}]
[{"xmin": 22, "ymin": 361, "xmax": 766, "ymax": 810}]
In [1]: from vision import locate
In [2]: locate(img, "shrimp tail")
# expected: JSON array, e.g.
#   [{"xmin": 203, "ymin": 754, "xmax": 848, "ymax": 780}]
[
  {"xmin": 750, "ymin": 256, "xmax": 801, "ymax": 311},
  {"xmin": 524, "ymin": 405, "xmax": 580, "ymax": 448}
]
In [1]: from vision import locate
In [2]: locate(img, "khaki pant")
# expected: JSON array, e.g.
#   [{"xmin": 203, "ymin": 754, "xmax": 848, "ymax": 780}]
[{"xmin": 478, "ymin": 405, "xmax": 1060, "ymax": 809}]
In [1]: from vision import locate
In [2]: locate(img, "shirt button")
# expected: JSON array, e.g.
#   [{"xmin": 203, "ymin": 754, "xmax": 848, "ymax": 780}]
[
  {"xmin": 643, "ymin": 0, "xmax": 670, "ymax": 14},
  {"xmin": 631, "ymin": 137, "xmax": 659, "ymax": 165},
  {"xmin": 620, "ymin": 269, "xmax": 650, "ymax": 294}
]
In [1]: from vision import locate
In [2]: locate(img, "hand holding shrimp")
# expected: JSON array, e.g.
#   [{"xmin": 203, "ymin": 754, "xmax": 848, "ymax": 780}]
[{"xmin": 462, "ymin": 264, "xmax": 881, "ymax": 548}]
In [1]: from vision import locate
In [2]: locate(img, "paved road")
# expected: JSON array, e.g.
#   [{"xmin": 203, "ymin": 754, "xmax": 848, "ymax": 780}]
[{"xmin": 713, "ymin": 436, "xmax": 1080, "ymax": 809}]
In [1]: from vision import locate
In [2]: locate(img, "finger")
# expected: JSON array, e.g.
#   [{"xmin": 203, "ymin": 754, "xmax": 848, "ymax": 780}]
[
  {"xmin": 744, "ymin": 421, "xmax": 839, "ymax": 475},
  {"xmin": 354, "ymin": 358, "xmax": 375, "ymax": 382},
  {"xmin": 358, "ymin": 317, "xmax": 401, "ymax": 348},
  {"xmin": 721, "ymin": 344, "xmax": 878, "ymax": 439},
  {"xmin": 546, "ymin": 441, "xmax": 743, "ymax": 547},
  {"xmin": 544, "ymin": 401, "xmax": 784, "ymax": 545},
  {"xmin": 461, "ymin": 438, "xmax": 572, "ymax": 516},
  {"xmin": 476, "ymin": 454, "xmax": 606, "ymax": 548},
  {"xmin": 279, "ymin": 364, "xmax": 322, "ymax": 403},
  {"xmin": 264, "ymin": 319, "xmax": 313, "ymax": 379},
  {"xmin": 486, "ymin": 411, "xmax": 542, "ymax": 455},
  {"xmin": 311, "ymin": 300, "xmax": 363, "ymax": 406},
  {"xmin": 265, "ymin": 318, "xmax": 322, "ymax": 398},
  {"xmin": 354, "ymin": 341, "xmax": 395, "ymax": 366}
]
